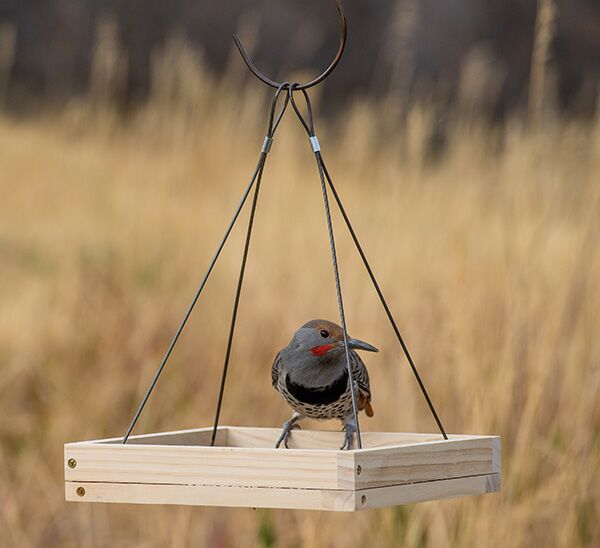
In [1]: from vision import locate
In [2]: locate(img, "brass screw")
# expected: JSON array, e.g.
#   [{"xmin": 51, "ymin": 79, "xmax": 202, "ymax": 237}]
[
  {"xmin": 76, "ymin": 487, "xmax": 86, "ymax": 497},
  {"xmin": 356, "ymin": 465, "xmax": 362, "ymax": 476},
  {"xmin": 361, "ymin": 495, "xmax": 367, "ymax": 505},
  {"xmin": 67, "ymin": 458, "xmax": 77, "ymax": 469}
]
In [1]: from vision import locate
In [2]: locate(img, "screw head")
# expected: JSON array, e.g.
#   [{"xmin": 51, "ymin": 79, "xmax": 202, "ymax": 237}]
[
  {"xmin": 361, "ymin": 495, "xmax": 367, "ymax": 505},
  {"xmin": 67, "ymin": 458, "xmax": 77, "ymax": 469},
  {"xmin": 356, "ymin": 465, "xmax": 362, "ymax": 476},
  {"xmin": 76, "ymin": 487, "xmax": 86, "ymax": 497}
]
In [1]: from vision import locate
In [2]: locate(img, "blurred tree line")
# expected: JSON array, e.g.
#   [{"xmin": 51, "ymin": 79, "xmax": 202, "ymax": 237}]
[{"xmin": 0, "ymin": 0, "xmax": 598, "ymax": 120}]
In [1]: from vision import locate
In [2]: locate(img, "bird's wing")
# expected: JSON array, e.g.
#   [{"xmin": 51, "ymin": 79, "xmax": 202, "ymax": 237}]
[
  {"xmin": 271, "ymin": 351, "xmax": 283, "ymax": 388},
  {"xmin": 350, "ymin": 350, "xmax": 374, "ymax": 416},
  {"xmin": 350, "ymin": 350, "xmax": 371, "ymax": 397}
]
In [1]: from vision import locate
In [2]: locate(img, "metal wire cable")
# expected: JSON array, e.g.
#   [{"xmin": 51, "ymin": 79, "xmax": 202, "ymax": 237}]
[
  {"xmin": 210, "ymin": 84, "xmax": 291, "ymax": 446},
  {"xmin": 289, "ymin": 86, "xmax": 447, "ymax": 441},
  {"xmin": 122, "ymin": 85, "xmax": 290, "ymax": 444},
  {"xmin": 319, "ymin": 160, "xmax": 448, "ymax": 439},
  {"xmin": 289, "ymin": 85, "xmax": 363, "ymax": 449}
]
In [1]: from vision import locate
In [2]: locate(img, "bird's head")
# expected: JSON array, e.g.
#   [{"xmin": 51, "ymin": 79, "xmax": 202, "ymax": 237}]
[{"xmin": 287, "ymin": 319, "xmax": 378, "ymax": 362}]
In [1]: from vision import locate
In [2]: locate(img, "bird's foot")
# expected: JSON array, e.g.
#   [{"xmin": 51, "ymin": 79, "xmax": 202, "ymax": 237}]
[
  {"xmin": 340, "ymin": 421, "xmax": 357, "ymax": 450},
  {"xmin": 275, "ymin": 419, "xmax": 301, "ymax": 449}
]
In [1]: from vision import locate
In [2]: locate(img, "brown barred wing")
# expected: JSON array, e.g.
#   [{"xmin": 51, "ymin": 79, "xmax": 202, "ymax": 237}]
[
  {"xmin": 271, "ymin": 351, "xmax": 282, "ymax": 388},
  {"xmin": 350, "ymin": 350, "xmax": 374, "ymax": 417}
]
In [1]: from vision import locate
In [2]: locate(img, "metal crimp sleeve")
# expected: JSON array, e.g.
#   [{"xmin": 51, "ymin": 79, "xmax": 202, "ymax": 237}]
[
  {"xmin": 309, "ymin": 136, "xmax": 321, "ymax": 152},
  {"xmin": 262, "ymin": 136, "xmax": 273, "ymax": 153}
]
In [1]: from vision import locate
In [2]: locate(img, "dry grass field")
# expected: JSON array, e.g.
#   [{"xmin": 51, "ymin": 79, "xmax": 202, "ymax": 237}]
[{"xmin": 1, "ymin": 45, "xmax": 600, "ymax": 547}]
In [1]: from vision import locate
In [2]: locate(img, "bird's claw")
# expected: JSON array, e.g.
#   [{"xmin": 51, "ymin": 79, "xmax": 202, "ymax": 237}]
[
  {"xmin": 340, "ymin": 422, "xmax": 357, "ymax": 450},
  {"xmin": 275, "ymin": 421, "xmax": 301, "ymax": 449}
]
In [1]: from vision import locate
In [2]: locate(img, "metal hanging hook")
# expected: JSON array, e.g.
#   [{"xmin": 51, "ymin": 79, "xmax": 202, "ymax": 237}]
[{"xmin": 232, "ymin": 0, "xmax": 347, "ymax": 90}]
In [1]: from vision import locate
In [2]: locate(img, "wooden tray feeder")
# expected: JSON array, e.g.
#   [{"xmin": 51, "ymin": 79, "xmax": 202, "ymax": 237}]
[
  {"xmin": 65, "ymin": 427, "xmax": 500, "ymax": 511},
  {"xmin": 65, "ymin": 0, "xmax": 500, "ymax": 511}
]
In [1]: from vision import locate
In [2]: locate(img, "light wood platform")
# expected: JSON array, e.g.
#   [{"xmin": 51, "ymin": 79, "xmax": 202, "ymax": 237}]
[{"xmin": 64, "ymin": 427, "xmax": 501, "ymax": 511}]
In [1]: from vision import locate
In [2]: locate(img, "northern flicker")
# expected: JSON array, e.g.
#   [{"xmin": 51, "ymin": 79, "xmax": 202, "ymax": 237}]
[{"xmin": 272, "ymin": 319, "xmax": 377, "ymax": 450}]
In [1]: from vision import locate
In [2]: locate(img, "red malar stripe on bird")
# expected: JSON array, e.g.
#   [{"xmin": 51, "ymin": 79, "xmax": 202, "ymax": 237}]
[{"xmin": 310, "ymin": 344, "xmax": 334, "ymax": 356}]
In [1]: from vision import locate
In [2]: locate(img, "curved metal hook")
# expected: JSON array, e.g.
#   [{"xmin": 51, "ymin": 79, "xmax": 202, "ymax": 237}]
[{"xmin": 232, "ymin": 0, "xmax": 347, "ymax": 90}]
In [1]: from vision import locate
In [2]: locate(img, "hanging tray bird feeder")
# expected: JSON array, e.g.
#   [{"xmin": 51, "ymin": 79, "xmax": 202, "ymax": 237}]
[{"xmin": 65, "ymin": 0, "xmax": 500, "ymax": 512}]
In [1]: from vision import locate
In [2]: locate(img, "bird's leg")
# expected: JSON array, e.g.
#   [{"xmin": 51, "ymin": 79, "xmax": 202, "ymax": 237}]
[
  {"xmin": 275, "ymin": 412, "xmax": 303, "ymax": 449},
  {"xmin": 340, "ymin": 416, "xmax": 357, "ymax": 450}
]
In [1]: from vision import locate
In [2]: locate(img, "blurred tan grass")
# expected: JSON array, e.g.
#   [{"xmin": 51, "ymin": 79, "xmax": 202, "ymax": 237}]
[{"xmin": 1, "ymin": 25, "xmax": 600, "ymax": 548}]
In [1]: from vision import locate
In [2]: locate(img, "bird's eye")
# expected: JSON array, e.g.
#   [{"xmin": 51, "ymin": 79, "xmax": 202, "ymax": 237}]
[{"xmin": 320, "ymin": 329, "xmax": 329, "ymax": 338}]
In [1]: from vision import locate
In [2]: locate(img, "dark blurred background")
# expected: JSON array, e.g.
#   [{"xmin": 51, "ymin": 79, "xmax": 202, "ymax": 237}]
[{"xmin": 0, "ymin": 0, "xmax": 598, "ymax": 119}]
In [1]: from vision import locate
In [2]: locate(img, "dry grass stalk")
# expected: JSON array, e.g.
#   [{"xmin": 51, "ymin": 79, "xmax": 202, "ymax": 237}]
[
  {"xmin": 528, "ymin": 0, "xmax": 557, "ymax": 128},
  {"xmin": 0, "ymin": 23, "xmax": 16, "ymax": 108}
]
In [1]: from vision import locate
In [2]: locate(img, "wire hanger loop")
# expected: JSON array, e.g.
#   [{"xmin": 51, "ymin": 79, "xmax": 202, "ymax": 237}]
[{"xmin": 232, "ymin": 0, "xmax": 347, "ymax": 90}]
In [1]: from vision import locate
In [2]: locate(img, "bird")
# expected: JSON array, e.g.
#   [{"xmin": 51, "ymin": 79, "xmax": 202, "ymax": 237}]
[{"xmin": 271, "ymin": 319, "xmax": 378, "ymax": 450}]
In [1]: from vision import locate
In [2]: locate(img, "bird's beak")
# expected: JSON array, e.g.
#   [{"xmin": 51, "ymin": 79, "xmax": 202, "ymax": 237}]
[{"xmin": 348, "ymin": 338, "xmax": 379, "ymax": 353}]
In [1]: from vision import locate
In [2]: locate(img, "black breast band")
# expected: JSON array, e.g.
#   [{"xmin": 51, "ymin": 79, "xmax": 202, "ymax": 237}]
[{"xmin": 285, "ymin": 369, "xmax": 349, "ymax": 405}]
